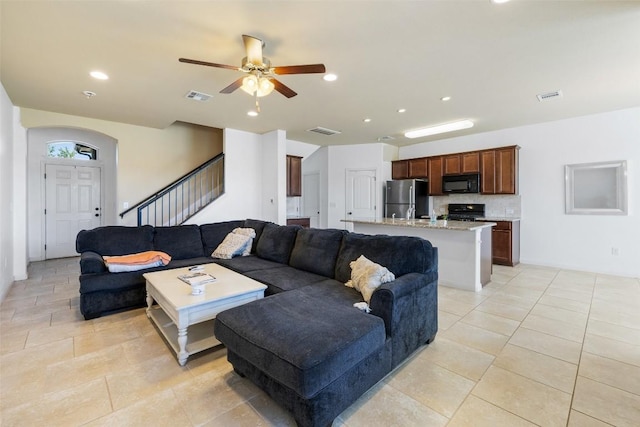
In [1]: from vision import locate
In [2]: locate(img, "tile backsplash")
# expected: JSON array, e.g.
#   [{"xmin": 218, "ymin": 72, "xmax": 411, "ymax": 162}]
[{"xmin": 432, "ymin": 194, "xmax": 521, "ymax": 218}]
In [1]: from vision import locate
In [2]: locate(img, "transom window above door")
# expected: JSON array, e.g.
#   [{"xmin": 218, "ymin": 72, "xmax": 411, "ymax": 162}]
[{"xmin": 47, "ymin": 141, "xmax": 97, "ymax": 160}]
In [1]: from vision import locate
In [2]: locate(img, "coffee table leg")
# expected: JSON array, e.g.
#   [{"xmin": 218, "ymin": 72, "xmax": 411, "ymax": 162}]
[
  {"xmin": 178, "ymin": 326, "xmax": 188, "ymax": 366},
  {"xmin": 146, "ymin": 291, "xmax": 153, "ymax": 318}
]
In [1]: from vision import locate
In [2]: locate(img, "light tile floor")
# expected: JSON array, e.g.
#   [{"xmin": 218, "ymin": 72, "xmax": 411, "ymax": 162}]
[{"xmin": 1, "ymin": 258, "xmax": 639, "ymax": 426}]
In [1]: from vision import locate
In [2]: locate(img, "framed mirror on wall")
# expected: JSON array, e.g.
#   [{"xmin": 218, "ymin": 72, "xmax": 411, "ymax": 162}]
[{"xmin": 565, "ymin": 160, "xmax": 628, "ymax": 215}]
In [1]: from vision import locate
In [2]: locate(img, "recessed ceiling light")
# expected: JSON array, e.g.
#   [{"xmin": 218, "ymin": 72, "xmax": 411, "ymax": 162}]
[
  {"xmin": 363, "ymin": 118, "xmax": 371, "ymax": 123},
  {"xmin": 323, "ymin": 73, "xmax": 337, "ymax": 82},
  {"xmin": 492, "ymin": 0, "xmax": 511, "ymax": 4},
  {"xmin": 90, "ymin": 71, "xmax": 109, "ymax": 80},
  {"xmin": 404, "ymin": 120, "xmax": 474, "ymax": 139},
  {"xmin": 397, "ymin": 108, "xmax": 406, "ymax": 113},
  {"xmin": 247, "ymin": 110, "xmax": 259, "ymax": 117},
  {"xmin": 440, "ymin": 96, "xmax": 451, "ymax": 102}
]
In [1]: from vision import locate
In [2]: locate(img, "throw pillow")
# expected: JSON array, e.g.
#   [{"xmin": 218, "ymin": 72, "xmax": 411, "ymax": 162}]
[
  {"xmin": 212, "ymin": 230, "xmax": 253, "ymax": 259},
  {"xmin": 231, "ymin": 227, "xmax": 256, "ymax": 256},
  {"xmin": 345, "ymin": 255, "xmax": 395, "ymax": 303}
]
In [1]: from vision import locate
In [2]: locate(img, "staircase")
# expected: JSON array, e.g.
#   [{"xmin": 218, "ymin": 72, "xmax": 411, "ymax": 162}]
[{"xmin": 120, "ymin": 153, "xmax": 224, "ymax": 226}]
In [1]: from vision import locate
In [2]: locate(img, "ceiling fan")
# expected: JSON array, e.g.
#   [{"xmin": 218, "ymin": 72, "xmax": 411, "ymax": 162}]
[{"xmin": 179, "ymin": 35, "xmax": 326, "ymax": 113}]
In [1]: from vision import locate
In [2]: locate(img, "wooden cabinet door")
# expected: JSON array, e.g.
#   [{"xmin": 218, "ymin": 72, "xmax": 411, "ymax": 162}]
[
  {"xmin": 461, "ymin": 152, "xmax": 480, "ymax": 173},
  {"xmin": 287, "ymin": 155, "xmax": 302, "ymax": 196},
  {"xmin": 481, "ymin": 150, "xmax": 496, "ymax": 194},
  {"xmin": 392, "ymin": 160, "xmax": 409, "ymax": 180},
  {"xmin": 408, "ymin": 157, "xmax": 428, "ymax": 178},
  {"xmin": 495, "ymin": 147, "xmax": 517, "ymax": 194},
  {"xmin": 428, "ymin": 157, "xmax": 444, "ymax": 195},
  {"xmin": 492, "ymin": 228, "xmax": 512, "ymax": 265},
  {"xmin": 443, "ymin": 154, "xmax": 461, "ymax": 175}
]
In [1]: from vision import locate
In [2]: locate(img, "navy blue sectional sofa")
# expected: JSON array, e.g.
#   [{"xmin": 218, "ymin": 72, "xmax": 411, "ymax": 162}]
[{"xmin": 75, "ymin": 219, "xmax": 438, "ymax": 427}]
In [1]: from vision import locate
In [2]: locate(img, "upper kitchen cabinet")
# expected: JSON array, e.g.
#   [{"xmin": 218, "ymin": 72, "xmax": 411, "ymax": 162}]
[
  {"xmin": 286, "ymin": 155, "xmax": 302, "ymax": 197},
  {"xmin": 427, "ymin": 156, "xmax": 444, "ymax": 195},
  {"xmin": 391, "ymin": 160, "xmax": 409, "ymax": 180},
  {"xmin": 408, "ymin": 157, "xmax": 429, "ymax": 178},
  {"xmin": 481, "ymin": 146, "xmax": 519, "ymax": 194},
  {"xmin": 443, "ymin": 152, "xmax": 480, "ymax": 175},
  {"xmin": 495, "ymin": 146, "xmax": 519, "ymax": 194}
]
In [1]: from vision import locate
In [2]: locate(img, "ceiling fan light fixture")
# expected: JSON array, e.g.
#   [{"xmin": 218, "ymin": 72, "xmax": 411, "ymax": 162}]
[
  {"xmin": 240, "ymin": 74, "xmax": 274, "ymax": 97},
  {"xmin": 404, "ymin": 120, "xmax": 474, "ymax": 139}
]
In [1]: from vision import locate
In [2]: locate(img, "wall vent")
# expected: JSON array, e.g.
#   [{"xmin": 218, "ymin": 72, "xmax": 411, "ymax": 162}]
[
  {"xmin": 536, "ymin": 90, "xmax": 563, "ymax": 102},
  {"xmin": 307, "ymin": 126, "xmax": 341, "ymax": 136},
  {"xmin": 185, "ymin": 90, "xmax": 212, "ymax": 101}
]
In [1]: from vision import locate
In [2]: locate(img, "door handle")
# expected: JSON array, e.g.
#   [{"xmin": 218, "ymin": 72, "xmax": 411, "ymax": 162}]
[
  {"xmin": 95, "ymin": 214, "xmax": 100, "ymax": 217},
  {"xmin": 347, "ymin": 212, "xmax": 353, "ymax": 215},
  {"xmin": 95, "ymin": 207, "xmax": 100, "ymax": 211}
]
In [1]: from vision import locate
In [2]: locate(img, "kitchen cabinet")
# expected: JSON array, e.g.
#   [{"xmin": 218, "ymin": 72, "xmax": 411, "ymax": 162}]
[
  {"xmin": 480, "ymin": 146, "xmax": 518, "ymax": 194},
  {"xmin": 408, "ymin": 157, "xmax": 429, "ymax": 178},
  {"xmin": 479, "ymin": 220, "xmax": 520, "ymax": 266},
  {"xmin": 461, "ymin": 152, "xmax": 480, "ymax": 173},
  {"xmin": 287, "ymin": 217, "xmax": 310, "ymax": 228},
  {"xmin": 427, "ymin": 156, "xmax": 444, "ymax": 195},
  {"xmin": 495, "ymin": 146, "xmax": 518, "ymax": 194},
  {"xmin": 443, "ymin": 152, "xmax": 480, "ymax": 175},
  {"xmin": 391, "ymin": 160, "xmax": 409, "ymax": 180},
  {"xmin": 443, "ymin": 154, "xmax": 461, "ymax": 175},
  {"xmin": 287, "ymin": 155, "xmax": 302, "ymax": 197},
  {"xmin": 481, "ymin": 150, "xmax": 496, "ymax": 193}
]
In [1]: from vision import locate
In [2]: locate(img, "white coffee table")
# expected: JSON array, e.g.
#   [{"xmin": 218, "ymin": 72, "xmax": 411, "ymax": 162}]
[{"xmin": 144, "ymin": 263, "xmax": 267, "ymax": 366}]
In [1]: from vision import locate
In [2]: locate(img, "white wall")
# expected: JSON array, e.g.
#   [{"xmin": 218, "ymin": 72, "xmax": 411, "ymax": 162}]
[
  {"xmin": 301, "ymin": 146, "xmax": 329, "ymax": 228},
  {"xmin": 186, "ymin": 128, "xmax": 266, "ymax": 224},
  {"xmin": 286, "ymin": 138, "xmax": 319, "ymax": 158},
  {"xmin": 399, "ymin": 107, "xmax": 640, "ymax": 277},
  {"xmin": 326, "ymin": 143, "xmax": 394, "ymax": 230},
  {"xmin": 261, "ymin": 130, "xmax": 287, "ymax": 224},
  {"xmin": 1, "ymin": 83, "xmax": 16, "ymax": 301}
]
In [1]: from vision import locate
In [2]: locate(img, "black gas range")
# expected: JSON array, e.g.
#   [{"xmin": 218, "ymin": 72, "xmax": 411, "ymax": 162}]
[{"xmin": 447, "ymin": 203, "xmax": 486, "ymax": 221}]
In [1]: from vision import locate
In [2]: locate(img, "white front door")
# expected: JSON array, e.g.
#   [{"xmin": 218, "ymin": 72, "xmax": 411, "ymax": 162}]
[
  {"xmin": 345, "ymin": 169, "xmax": 377, "ymax": 231},
  {"xmin": 303, "ymin": 172, "xmax": 320, "ymax": 228},
  {"xmin": 45, "ymin": 164, "xmax": 101, "ymax": 259}
]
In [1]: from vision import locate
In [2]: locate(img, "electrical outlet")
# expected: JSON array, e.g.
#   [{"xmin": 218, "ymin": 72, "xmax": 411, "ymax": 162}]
[
  {"xmin": 611, "ymin": 247, "xmax": 620, "ymax": 256},
  {"xmin": 506, "ymin": 208, "xmax": 515, "ymax": 215},
  {"xmin": 123, "ymin": 201, "xmax": 129, "ymax": 209}
]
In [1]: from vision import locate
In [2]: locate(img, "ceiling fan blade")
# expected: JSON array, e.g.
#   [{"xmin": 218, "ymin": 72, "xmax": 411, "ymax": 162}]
[
  {"xmin": 242, "ymin": 35, "xmax": 264, "ymax": 66},
  {"xmin": 220, "ymin": 77, "xmax": 245, "ymax": 94},
  {"xmin": 272, "ymin": 79, "xmax": 297, "ymax": 98},
  {"xmin": 273, "ymin": 64, "xmax": 326, "ymax": 75},
  {"xmin": 179, "ymin": 58, "xmax": 239, "ymax": 70}
]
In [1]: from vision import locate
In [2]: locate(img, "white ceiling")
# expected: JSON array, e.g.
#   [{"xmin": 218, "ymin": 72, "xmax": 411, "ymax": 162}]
[{"xmin": 2, "ymin": 1, "xmax": 639, "ymax": 147}]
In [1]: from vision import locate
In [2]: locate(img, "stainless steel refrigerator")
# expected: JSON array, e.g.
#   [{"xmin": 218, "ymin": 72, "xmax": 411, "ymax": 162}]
[{"xmin": 384, "ymin": 179, "xmax": 429, "ymax": 219}]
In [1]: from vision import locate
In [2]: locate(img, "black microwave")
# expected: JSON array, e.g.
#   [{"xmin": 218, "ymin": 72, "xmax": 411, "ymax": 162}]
[{"xmin": 442, "ymin": 173, "xmax": 480, "ymax": 193}]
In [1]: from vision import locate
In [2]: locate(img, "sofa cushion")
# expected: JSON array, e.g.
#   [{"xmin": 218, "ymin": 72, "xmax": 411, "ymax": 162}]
[
  {"xmin": 335, "ymin": 233, "xmax": 434, "ymax": 283},
  {"xmin": 255, "ymin": 223, "xmax": 301, "ymax": 265},
  {"xmin": 76, "ymin": 225, "xmax": 154, "ymax": 256},
  {"xmin": 153, "ymin": 225, "xmax": 204, "ymax": 259},
  {"xmin": 289, "ymin": 228, "xmax": 346, "ymax": 278},
  {"xmin": 244, "ymin": 266, "xmax": 327, "ymax": 294},
  {"xmin": 214, "ymin": 289, "xmax": 386, "ymax": 399},
  {"xmin": 200, "ymin": 221, "xmax": 245, "ymax": 255},
  {"xmin": 244, "ymin": 219, "xmax": 273, "ymax": 253},
  {"xmin": 214, "ymin": 255, "xmax": 284, "ymax": 274}
]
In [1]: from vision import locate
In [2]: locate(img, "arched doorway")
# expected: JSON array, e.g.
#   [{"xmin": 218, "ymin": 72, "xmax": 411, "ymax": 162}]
[{"xmin": 27, "ymin": 127, "xmax": 117, "ymax": 260}]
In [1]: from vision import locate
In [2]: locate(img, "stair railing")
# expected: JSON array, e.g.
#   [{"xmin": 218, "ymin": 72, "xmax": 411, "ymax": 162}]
[{"xmin": 119, "ymin": 153, "xmax": 224, "ymax": 226}]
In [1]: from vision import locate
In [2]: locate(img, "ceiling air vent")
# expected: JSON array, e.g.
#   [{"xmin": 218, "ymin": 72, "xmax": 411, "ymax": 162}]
[
  {"xmin": 307, "ymin": 126, "xmax": 342, "ymax": 136},
  {"xmin": 377, "ymin": 136, "xmax": 395, "ymax": 142},
  {"xmin": 536, "ymin": 90, "xmax": 563, "ymax": 102},
  {"xmin": 185, "ymin": 90, "xmax": 212, "ymax": 102}
]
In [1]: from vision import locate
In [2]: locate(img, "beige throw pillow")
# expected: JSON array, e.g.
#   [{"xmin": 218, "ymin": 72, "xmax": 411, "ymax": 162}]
[{"xmin": 345, "ymin": 255, "xmax": 395, "ymax": 303}]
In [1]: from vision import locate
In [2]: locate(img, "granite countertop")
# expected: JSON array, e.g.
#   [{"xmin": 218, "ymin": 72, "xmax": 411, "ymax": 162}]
[
  {"xmin": 476, "ymin": 217, "xmax": 521, "ymax": 222},
  {"xmin": 343, "ymin": 218, "xmax": 496, "ymax": 231}
]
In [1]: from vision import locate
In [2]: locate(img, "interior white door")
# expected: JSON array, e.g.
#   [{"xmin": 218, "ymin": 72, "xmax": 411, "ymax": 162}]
[
  {"xmin": 302, "ymin": 172, "xmax": 320, "ymax": 228},
  {"xmin": 345, "ymin": 169, "xmax": 377, "ymax": 230},
  {"xmin": 45, "ymin": 164, "xmax": 101, "ymax": 259}
]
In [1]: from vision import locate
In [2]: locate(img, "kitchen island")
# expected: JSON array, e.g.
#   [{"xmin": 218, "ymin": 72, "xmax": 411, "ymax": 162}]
[{"xmin": 344, "ymin": 219, "xmax": 496, "ymax": 292}]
